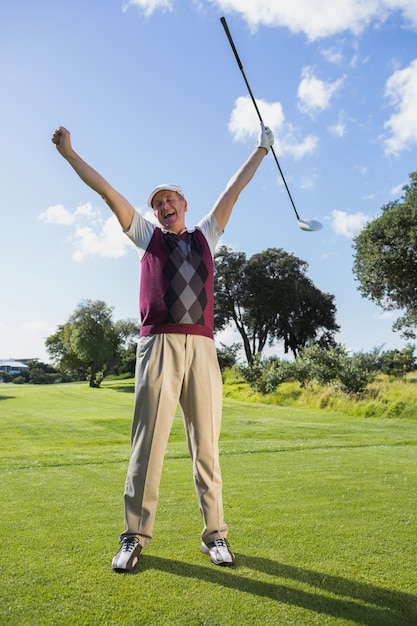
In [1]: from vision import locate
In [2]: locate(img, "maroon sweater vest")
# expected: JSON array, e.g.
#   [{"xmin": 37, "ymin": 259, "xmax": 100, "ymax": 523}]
[{"xmin": 139, "ymin": 227, "xmax": 214, "ymax": 339}]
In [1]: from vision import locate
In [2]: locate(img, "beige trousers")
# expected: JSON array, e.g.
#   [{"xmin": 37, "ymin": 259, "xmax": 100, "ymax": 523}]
[{"xmin": 122, "ymin": 333, "xmax": 228, "ymax": 548}]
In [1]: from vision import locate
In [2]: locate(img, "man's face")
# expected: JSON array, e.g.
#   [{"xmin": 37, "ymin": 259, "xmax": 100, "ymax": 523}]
[{"xmin": 152, "ymin": 190, "xmax": 187, "ymax": 234}]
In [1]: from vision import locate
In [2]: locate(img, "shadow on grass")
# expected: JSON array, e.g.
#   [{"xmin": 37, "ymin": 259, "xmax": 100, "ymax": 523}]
[
  {"xmin": 138, "ymin": 554, "xmax": 416, "ymax": 626},
  {"xmin": 108, "ymin": 385, "xmax": 135, "ymax": 394},
  {"xmin": 0, "ymin": 395, "xmax": 15, "ymax": 400}
]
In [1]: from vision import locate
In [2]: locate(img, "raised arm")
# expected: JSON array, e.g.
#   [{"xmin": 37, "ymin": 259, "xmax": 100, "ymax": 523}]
[
  {"xmin": 51, "ymin": 126, "xmax": 135, "ymax": 232},
  {"xmin": 212, "ymin": 125, "xmax": 274, "ymax": 231}
]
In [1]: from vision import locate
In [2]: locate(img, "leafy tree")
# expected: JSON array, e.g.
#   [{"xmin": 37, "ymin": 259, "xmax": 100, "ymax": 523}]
[
  {"xmin": 216, "ymin": 342, "xmax": 240, "ymax": 371},
  {"xmin": 353, "ymin": 172, "xmax": 417, "ymax": 338},
  {"xmin": 377, "ymin": 344, "xmax": 416, "ymax": 378},
  {"xmin": 46, "ymin": 323, "xmax": 88, "ymax": 381},
  {"xmin": 116, "ymin": 340, "xmax": 138, "ymax": 376},
  {"xmin": 28, "ymin": 361, "xmax": 62, "ymax": 384},
  {"xmin": 45, "ymin": 300, "xmax": 139, "ymax": 387},
  {"xmin": 214, "ymin": 247, "xmax": 250, "ymax": 358},
  {"xmin": 214, "ymin": 246, "xmax": 339, "ymax": 364}
]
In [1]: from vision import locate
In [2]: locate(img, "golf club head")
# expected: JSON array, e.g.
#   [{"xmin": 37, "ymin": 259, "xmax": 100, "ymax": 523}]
[{"xmin": 298, "ymin": 219, "xmax": 323, "ymax": 232}]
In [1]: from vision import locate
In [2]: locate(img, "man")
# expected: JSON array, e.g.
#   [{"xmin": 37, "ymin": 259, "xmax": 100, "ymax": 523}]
[{"xmin": 52, "ymin": 123, "xmax": 274, "ymax": 572}]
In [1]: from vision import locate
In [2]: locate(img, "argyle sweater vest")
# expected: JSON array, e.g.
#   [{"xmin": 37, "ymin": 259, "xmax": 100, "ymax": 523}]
[{"xmin": 139, "ymin": 227, "xmax": 214, "ymax": 339}]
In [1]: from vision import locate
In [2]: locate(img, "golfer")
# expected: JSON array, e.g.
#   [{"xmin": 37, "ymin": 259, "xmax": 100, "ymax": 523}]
[{"xmin": 52, "ymin": 123, "xmax": 274, "ymax": 572}]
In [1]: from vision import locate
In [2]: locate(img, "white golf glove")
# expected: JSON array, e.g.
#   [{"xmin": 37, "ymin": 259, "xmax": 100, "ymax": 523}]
[{"xmin": 257, "ymin": 124, "xmax": 274, "ymax": 153}]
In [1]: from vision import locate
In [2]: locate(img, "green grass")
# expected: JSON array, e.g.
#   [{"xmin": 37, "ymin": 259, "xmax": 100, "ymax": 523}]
[{"xmin": 0, "ymin": 379, "xmax": 416, "ymax": 625}]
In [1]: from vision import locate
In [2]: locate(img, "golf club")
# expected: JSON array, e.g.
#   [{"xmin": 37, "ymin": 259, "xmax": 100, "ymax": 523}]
[{"xmin": 220, "ymin": 16, "xmax": 323, "ymax": 233}]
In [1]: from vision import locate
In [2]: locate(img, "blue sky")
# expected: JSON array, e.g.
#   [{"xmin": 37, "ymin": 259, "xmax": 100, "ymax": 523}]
[{"xmin": 1, "ymin": 0, "xmax": 417, "ymax": 362}]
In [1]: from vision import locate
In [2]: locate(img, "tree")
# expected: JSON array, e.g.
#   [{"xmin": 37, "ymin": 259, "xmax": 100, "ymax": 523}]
[
  {"xmin": 45, "ymin": 300, "xmax": 139, "ymax": 387},
  {"xmin": 45, "ymin": 323, "xmax": 89, "ymax": 381},
  {"xmin": 353, "ymin": 172, "xmax": 417, "ymax": 338},
  {"xmin": 216, "ymin": 342, "xmax": 240, "ymax": 371},
  {"xmin": 377, "ymin": 344, "xmax": 416, "ymax": 378},
  {"xmin": 214, "ymin": 246, "xmax": 339, "ymax": 364},
  {"xmin": 28, "ymin": 361, "xmax": 62, "ymax": 384},
  {"xmin": 214, "ymin": 247, "xmax": 253, "ymax": 363}
]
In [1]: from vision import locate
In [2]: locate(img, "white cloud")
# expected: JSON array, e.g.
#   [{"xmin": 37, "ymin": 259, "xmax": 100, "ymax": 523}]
[
  {"xmin": 383, "ymin": 59, "xmax": 417, "ymax": 156},
  {"xmin": 39, "ymin": 202, "xmax": 134, "ymax": 262},
  {"xmin": 208, "ymin": 0, "xmax": 417, "ymax": 41},
  {"xmin": 286, "ymin": 134, "xmax": 319, "ymax": 159},
  {"xmin": 122, "ymin": 0, "xmax": 417, "ymax": 41},
  {"xmin": 38, "ymin": 202, "xmax": 100, "ymax": 226},
  {"xmin": 328, "ymin": 122, "xmax": 346, "ymax": 138},
  {"xmin": 21, "ymin": 320, "xmax": 53, "ymax": 334},
  {"xmin": 297, "ymin": 66, "xmax": 344, "ymax": 116},
  {"xmin": 74, "ymin": 202, "xmax": 101, "ymax": 221},
  {"xmin": 320, "ymin": 46, "xmax": 343, "ymax": 65},
  {"xmin": 331, "ymin": 209, "xmax": 369, "ymax": 238},
  {"xmin": 72, "ymin": 215, "xmax": 133, "ymax": 262},
  {"xmin": 122, "ymin": 0, "xmax": 173, "ymax": 16},
  {"xmin": 228, "ymin": 95, "xmax": 285, "ymax": 141},
  {"xmin": 143, "ymin": 209, "xmax": 159, "ymax": 224},
  {"xmin": 228, "ymin": 95, "xmax": 318, "ymax": 159},
  {"xmin": 390, "ymin": 181, "xmax": 406, "ymax": 197},
  {"xmin": 38, "ymin": 204, "xmax": 74, "ymax": 225}
]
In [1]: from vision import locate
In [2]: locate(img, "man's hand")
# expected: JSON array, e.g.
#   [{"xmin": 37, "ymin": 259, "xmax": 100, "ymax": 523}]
[
  {"xmin": 51, "ymin": 126, "xmax": 73, "ymax": 159},
  {"xmin": 257, "ymin": 124, "xmax": 274, "ymax": 154}
]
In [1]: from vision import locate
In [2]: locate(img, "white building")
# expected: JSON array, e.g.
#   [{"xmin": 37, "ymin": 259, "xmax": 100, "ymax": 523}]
[{"xmin": 0, "ymin": 359, "xmax": 29, "ymax": 375}]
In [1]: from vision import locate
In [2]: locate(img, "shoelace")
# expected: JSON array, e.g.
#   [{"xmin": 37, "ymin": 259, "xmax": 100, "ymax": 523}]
[
  {"xmin": 121, "ymin": 537, "xmax": 139, "ymax": 553},
  {"xmin": 213, "ymin": 538, "xmax": 230, "ymax": 549}
]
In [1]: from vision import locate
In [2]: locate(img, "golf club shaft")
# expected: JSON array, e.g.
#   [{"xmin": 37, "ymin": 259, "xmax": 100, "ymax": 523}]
[{"xmin": 220, "ymin": 16, "xmax": 301, "ymax": 222}]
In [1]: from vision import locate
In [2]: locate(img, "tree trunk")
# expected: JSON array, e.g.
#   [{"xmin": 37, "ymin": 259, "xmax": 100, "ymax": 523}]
[{"xmin": 89, "ymin": 363, "xmax": 100, "ymax": 387}]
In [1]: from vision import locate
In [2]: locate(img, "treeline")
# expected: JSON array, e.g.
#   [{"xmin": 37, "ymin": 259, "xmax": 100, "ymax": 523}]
[
  {"xmin": 3, "ymin": 300, "xmax": 138, "ymax": 386},
  {"xmin": 2, "ymin": 352, "xmax": 137, "ymax": 386}
]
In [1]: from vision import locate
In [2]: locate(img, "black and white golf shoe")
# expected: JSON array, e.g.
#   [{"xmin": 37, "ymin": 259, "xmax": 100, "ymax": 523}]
[
  {"xmin": 201, "ymin": 538, "xmax": 235, "ymax": 567},
  {"xmin": 112, "ymin": 536, "xmax": 142, "ymax": 573}
]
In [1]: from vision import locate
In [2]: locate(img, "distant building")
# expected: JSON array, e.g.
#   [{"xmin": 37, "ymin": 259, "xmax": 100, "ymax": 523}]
[{"xmin": 0, "ymin": 359, "xmax": 29, "ymax": 375}]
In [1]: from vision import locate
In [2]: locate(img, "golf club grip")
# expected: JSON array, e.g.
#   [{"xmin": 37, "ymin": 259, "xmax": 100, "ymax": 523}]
[
  {"xmin": 220, "ymin": 17, "xmax": 243, "ymax": 70},
  {"xmin": 220, "ymin": 17, "xmax": 264, "ymax": 124}
]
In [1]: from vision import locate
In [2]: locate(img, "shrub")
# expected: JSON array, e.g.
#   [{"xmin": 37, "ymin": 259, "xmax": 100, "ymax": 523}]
[
  {"xmin": 0, "ymin": 371, "xmax": 13, "ymax": 383},
  {"xmin": 235, "ymin": 343, "xmax": 415, "ymax": 397},
  {"xmin": 12, "ymin": 376, "xmax": 26, "ymax": 385},
  {"xmin": 293, "ymin": 344, "xmax": 347, "ymax": 387},
  {"xmin": 239, "ymin": 356, "xmax": 293, "ymax": 393},
  {"xmin": 336, "ymin": 353, "xmax": 376, "ymax": 394}
]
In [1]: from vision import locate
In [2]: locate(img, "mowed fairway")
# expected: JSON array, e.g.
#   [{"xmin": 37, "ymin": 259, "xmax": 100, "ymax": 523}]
[{"xmin": 0, "ymin": 380, "xmax": 416, "ymax": 625}]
